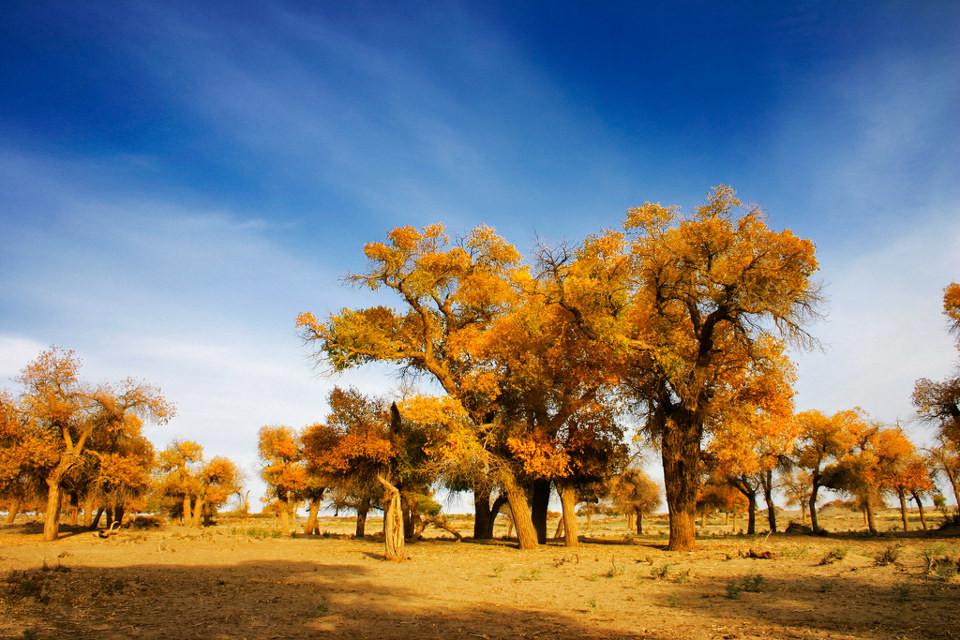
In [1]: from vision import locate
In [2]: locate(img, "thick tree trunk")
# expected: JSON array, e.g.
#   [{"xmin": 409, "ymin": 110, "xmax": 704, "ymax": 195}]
[
  {"xmin": 400, "ymin": 493, "xmax": 416, "ymax": 541},
  {"xmin": 626, "ymin": 511, "xmax": 635, "ymax": 533},
  {"xmin": 531, "ymin": 479, "xmax": 551, "ymax": 545},
  {"xmin": 661, "ymin": 423, "xmax": 700, "ymax": 551},
  {"xmin": 305, "ymin": 498, "xmax": 321, "ymax": 535},
  {"xmin": 115, "ymin": 504, "xmax": 125, "ymax": 527},
  {"xmin": 377, "ymin": 474, "xmax": 405, "ymax": 561},
  {"xmin": 193, "ymin": 498, "xmax": 205, "ymax": 528},
  {"xmin": 473, "ymin": 488, "xmax": 493, "ymax": 540},
  {"xmin": 898, "ymin": 490, "xmax": 909, "ymax": 532},
  {"xmin": 43, "ymin": 474, "xmax": 64, "ymax": 541},
  {"xmin": 762, "ymin": 470, "xmax": 777, "ymax": 533},
  {"xmin": 355, "ymin": 498, "xmax": 369, "ymax": 538},
  {"xmin": 82, "ymin": 494, "xmax": 96, "ymax": 528},
  {"xmin": 5, "ymin": 498, "xmax": 21, "ymax": 524},
  {"xmin": 557, "ymin": 483, "xmax": 579, "ymax": 547},
  {"xmin": 746, "ymin": 492, "xmax": 757, "ymax": 535},
  {"xmin": 182, "ymin": 495, "xmax": 192, "ymax": 525},
  {"xmin": 278, "ymin": 499, "xmax": 291, "ymax": 535},
  {"xmin": 809, "ymin": 481, "xmax": 821, "ymax": 533},
  {"xmin": 864, "ymin": 498, "xmax": 877, "ymax": 534},
  {"xmin": 500, "ymin": 468, "xmax": 538, "ymax": 550},
  {"xmin": 106, "ymin": 507, "xmax": 115, "ymax": 528}
]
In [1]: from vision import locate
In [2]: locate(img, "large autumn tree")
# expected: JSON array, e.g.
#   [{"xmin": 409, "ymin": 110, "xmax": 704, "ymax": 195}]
[
  {"xmin": 16, "ymin": 348, "xmax": 173, "ymax": 541},
  {"xmin": 546, "ymin": 187, "xmax": 819, "ymax": 550},
  {"xmin": 298, "ymin": 225, "xmax": 546, "ymax": 549}
]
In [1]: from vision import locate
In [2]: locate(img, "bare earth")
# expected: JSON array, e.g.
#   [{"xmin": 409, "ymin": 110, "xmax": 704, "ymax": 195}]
[{"xmin": 1, "ymin": 510, "xmax": 958, "ymax": 640}]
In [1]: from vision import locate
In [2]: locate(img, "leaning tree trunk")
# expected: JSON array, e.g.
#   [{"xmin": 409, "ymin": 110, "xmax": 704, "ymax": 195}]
[
  {"xmin": 43, "ymin": 469, "xmax": 67, "ymax": 541},
  {"xmin": 531, "ymin": 479, "xmax": 551, "ymax": 545},
  {"xmin": 377, "ymin": 474, "xmax": 405, "ymax": 561},
  {"xmin": 898, "ymin": 490, "xmax": 910, "ymax": 532},
  {"xmin": 661, "ymin": 421, "xmax": 701, "ymax": 551},
  {"xmin": 809, "ymin": 481, "xmax": 821, "ymax": 533},
  {"xmin": 89, "ymin": 507, "xmax": 104, "ymax": 530},
  {"xmin": 355, "ymin": 498, "xmax": 370, "ymax": 538},
  {"xmin": 5, "ymin": 498, "xmax": 21, "ymax": 525},
  {"xmin": 487, "ymin": 493, "xmax": 507, "ymax": 539},
  {"xmin": 557, "ymin": 482, "xmax": 579, "ymax": 547},
  {"xmin": 554, "ymin": 515, "xmax": 564, "ymax": 539},
  {"xmin": 912, "ymin": 492, "xmax": 928, "ymax": 530},
  {"xmin": 762, "ymin": 470, "xmax": 777, "ymax": 533},
  {"xmin": 499, "ymin": 468, "xmax": 538, "ymax": 550},
  {"xmin": 305, "ymin": 498, "xmax": 321, "ymax": 535},
  {"xmin": 944, "ymin": 469, "xmax": 960, "ymax": 516}
]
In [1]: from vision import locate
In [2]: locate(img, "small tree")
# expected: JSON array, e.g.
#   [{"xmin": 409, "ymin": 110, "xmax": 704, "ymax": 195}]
[
  {"xmin": 610, "ymin": 468, "xmax": 660, "ymax": 534},
  {"xmin": 258, "ymin": 426, "xmax": 307, "ymax": 535}
]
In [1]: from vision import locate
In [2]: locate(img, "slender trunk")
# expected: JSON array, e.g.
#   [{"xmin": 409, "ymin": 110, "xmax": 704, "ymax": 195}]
[
  {"xmin": 762, "ymin": 470, "xmax": 777, "ymax": 533},
  {"xmin": 355, "ymin": 498, "xmax": 369, "ymax": 538},
  {"xmin": 115, "ymin": 504, "xmax": 125, "ymax": 527},
  {"xmin": 43, "ymin": 473, "xmax": 64, "ymax": 541},
  {"xmin": 800, "ymin": 500, "xmax": 807, "ymax": 525},
  {"xmin": 809, "ymin": 481, "xmax": 821, "ymax": 533},
  {"xmin": 531, "ymin": 479, "xmax": 550, "ymax": 545},
  {"xmin": 5, "ymin": 498, "xmax": 21, "ymax": 524},
  {"xmin": 69, "ymin": 496, "xmax": 80, "ymax": 526},
  {"xmin": 500, "ymin": 468, "xmax": 538, "ymax": 550},
  {"xmin": 106, "ymin": 507, "xmax": 115, "ymax": 528},
  {"xmin": 626, "ymin": 511, "xmax": 635, "ymax": 533},
  {"xmin": 898, "ymin": 490, "xmax": 909, "ymax": 532},
  {"xmin": 661, "ymin": 421, "xmax": 700, "ymax": 551},
  {"xmin": 912, "ymin": 492, "xmax": 927, "ymax": 530},
  {"xmin": 278, "ymin": 499, "xmax": 290, "ymax": 535},
  {"xmin": 488, "ymin": 494, "xmax": 507, "ymax": 538},
  {"xmin": 377, "ymin": 474, "xmax": 404, "ymax": 561},
  {"xmin": 557, "ymin": 483, "xmax": 579, "ymax": 547},
  {"xmin": 182, "ymin": 495, "xmax": 192, "ymax": 525},
  {"xmin": 473, "ymin": 487, "xmax": 492, "ymax": 540},
  {"xmin": 554, "ymin": 515, "xmax": 564, "ymax": 539},
  {"xmin": 865, "ymin": 498, "xmax": 877, "ymax": 534},
  {"xmin": 636, "ymin": 508, "xmax": 643, "ymax": 535},
  {"xmin": 305, "ymin": 498, "xmax": 321, "ymax": 535},
  {"xmin": 746, "ymin": 492, "xmax": 757, "ymax": 535},
  {"xmin": 90, "ymin": 508, "xmax": 104, "ymax": 530}
]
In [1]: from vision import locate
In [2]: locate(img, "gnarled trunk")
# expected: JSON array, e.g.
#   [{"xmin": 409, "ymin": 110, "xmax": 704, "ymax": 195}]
[
  {"xmin": 305, "ymin": 497, "xmax": 321, "ymax": 535},
  {"xmin": 500, "ymin": 468, "xmax": 538, "ymax": 550},
  {"xmin": 193, "ymin": 497, "xmax": 205, "ymax": 528},
  {"xmin": 5, "ymin": 498, "xmax": 20, "ymax": 524},
  {"xmin": 864, "ymin": 497, "xmax": 877, "ymax": 534},
  {"xmin": 809, "ymin": 480, "xmax": 821, "ymax": 533},
  {"xmin": 557, "ymin": 483, "xmax": 579, "ymax": 547},
  {"xmin": 355, "ymin": 498, "xmax": 370, "ymax": 538},
  {"xmin": 377, "ymin": 474, "xmax": 405, "ymax": 561},
  {"xmin": 531, "ymin": 479, "xmax": 551, "ymax": 544},
  {"xmin": 43, "ymin": 470, "xmax": 66, "ymax": 541},
  {"xmin": 661, "ymin": 421, "xmax": 701, "ymax": 551}
]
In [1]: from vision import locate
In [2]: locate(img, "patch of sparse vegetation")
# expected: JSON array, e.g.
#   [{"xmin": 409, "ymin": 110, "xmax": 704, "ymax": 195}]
[
  {"xmin": 893, "ymin": 583, "xmax": 912, "ymax": 602},
  {"xmin": 874, "ymin": 544, "xmax": 901, "ymax": 566},
  {"xmin": 726, "ymin": 573, "xmax": 764, "ymax": 599},
  {"xmin": 818, "ymin": 547, "xmax": 848, "ymax": 565},
  {"xmin": 650, "ymin": 563, "xmax": 673, "ymax": 580}
]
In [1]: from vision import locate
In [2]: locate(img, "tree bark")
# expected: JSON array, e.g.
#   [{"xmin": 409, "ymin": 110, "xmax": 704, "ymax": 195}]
[
  {"xmin": 181, "ymin": 494, "xmax": 192, "ymax": 525},
  {"xmin": 115, "ymin": 504, "xmax": 125, "ymax": 527},
  {"xmin": 626, "ymin": 511, "xmax": 635, "ymax": 533},
  {"xmin": 400, "ymin": 493, "xmax": 416, "ymax": 541},
  {"xmin": 762, "ymin": 469, "xmax": 777, "ymax": 533},
  {"xmin": 898, "ymin": 490, "xmax": 910, "ymax": 532},
  {"xmin": 377, "ymin": 474, "xmax": 405, "ymax": 561},
  {"xmin": 661, "ymin": 422, "xmax": 701, "ymax": 551},
  {"xmin": 43, "ymin": 472, "xmax": 65, "ymax": 541},
  {"xmin": 912, "ymin": 492, "xmax": 927, "ymax": 530},
  {"xmin": 82, "ymin": 494, "xmax": 96, "ymax": 528},
  {"xmin": 5, "ymin": 498, "xmax": 20, "ymax": 524},
  {"xmin": 500, "ymin": 468, "xmax": 538, "ymax": 550},
  {"xmin": 554, "ymin": 515, "xmax": 565, "ymax": 539},
  {"xmin": 809, "ymin": 480, "xmax": 821, "ymax": 533},
  {"xmin": 636, "ymin": 508, "xmax": 644, "ymax": 535},
  {"xmin": 355, "ymin": 498, "xmax": 369, "ymax": 538},
  {"xmin": 472, "ymin": 488, "xmax": 493, "ymax": 540},
  {"xmin": 800, "ymin": 500, "xmax": 807, "ymax": 525},
  {"xmin": 531, "ymin": 479, "xmax": 551, "ymax": 544},
  {"xmin": 557, "ymin": 483, "xmax": 579, "ymax": 547},
  {"xmin": 864, "ymin": 498, "xmax": 877, "ymax": 534},
  {"xmin": 305, "ymin": 498, "xmax": 321, "ymax": 535},
  {"xmin": 193, "ymin": 497, "xmax": 205, "ymax": 528},
  {"xmin": 89, "ymin": 507, "xmax": 104, "ymax": 530},
  {"xmin": 488, "ymin": 493, "xmax": 507, "ymax": 538},
  {"xmin": 278, "ymin": 499, "xmax": 291, "ymax": 535},
  {"xmin": 746, "ymin": 492, "xmax": 757, "ymax": 535}
]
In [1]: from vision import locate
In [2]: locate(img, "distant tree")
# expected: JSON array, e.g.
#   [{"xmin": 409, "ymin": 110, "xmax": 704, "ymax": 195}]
[
  {"xmin": 610, "ymin": 468, "xmax": 660, "ymax": 534},
  {"xmin": 157, "ymin": 440, "xmax": 204, "ymax": 524},
  {"xmin": 781, "ymin": 468, "xmax": 813, "ymax": 524},
  {"xmin": 258, "ymin": 426, "xmax": 307, "ymax": 536},
  {"xmin": 194, "ymin": 457, "xmax": 242, "ymax": 525}
]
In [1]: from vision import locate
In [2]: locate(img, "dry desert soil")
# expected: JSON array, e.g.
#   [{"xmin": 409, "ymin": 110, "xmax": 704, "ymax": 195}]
[{"xmin": 1, "ymin": 509, "xmax": 959, "ymax": 640}]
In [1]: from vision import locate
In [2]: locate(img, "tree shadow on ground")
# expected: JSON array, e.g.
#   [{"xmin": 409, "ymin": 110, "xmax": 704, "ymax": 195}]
[{"xmin": 0, "ymin": 559, "xmax": 651, "ymax": 640}]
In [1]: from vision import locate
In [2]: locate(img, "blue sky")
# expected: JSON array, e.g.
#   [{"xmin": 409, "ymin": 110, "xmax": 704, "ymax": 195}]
[{"xmin": 1, "ymin": 2, "xmax": 958, "ymax": 510}]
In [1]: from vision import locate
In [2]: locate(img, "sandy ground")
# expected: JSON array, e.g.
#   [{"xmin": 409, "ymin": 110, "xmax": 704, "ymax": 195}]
[{"xmin": 1, "ymin": 509, "xmax": 958, "ymax": 640}]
